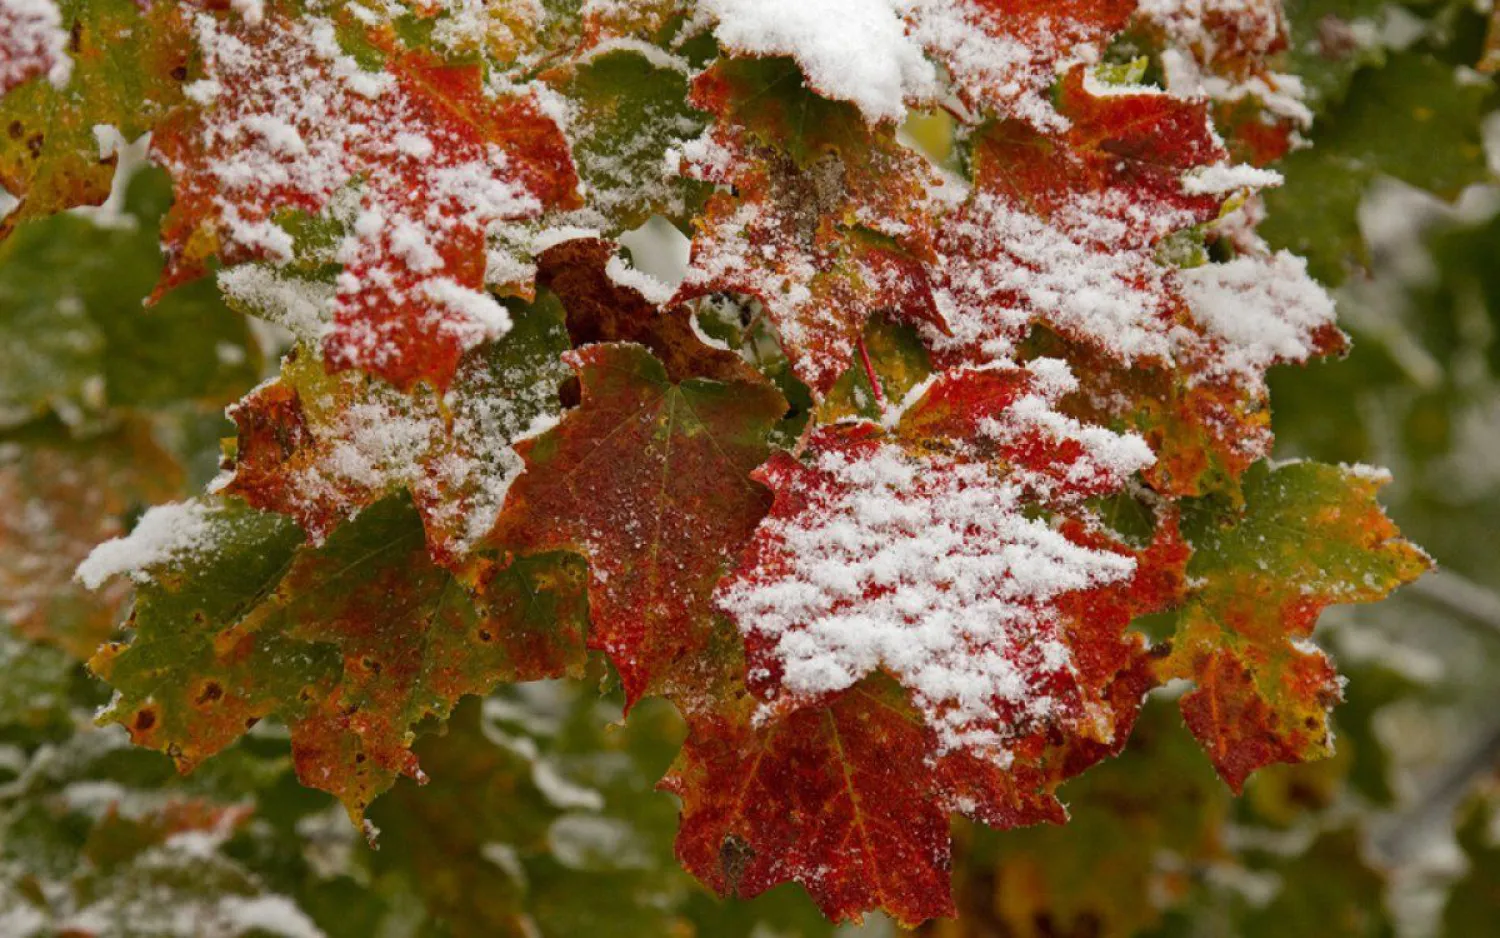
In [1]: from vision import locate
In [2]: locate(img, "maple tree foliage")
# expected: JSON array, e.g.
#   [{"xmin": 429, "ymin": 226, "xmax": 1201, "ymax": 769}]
[{"xmin": 0, "ymin": 0, "xmax": 1439, "ymax": 930}]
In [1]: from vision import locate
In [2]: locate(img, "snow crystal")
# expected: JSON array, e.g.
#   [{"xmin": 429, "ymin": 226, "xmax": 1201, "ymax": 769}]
[
  {"xmin": 703, "ymin": 0, "xmax": 937, "ymax": 124},
  {"xmin": 718, "ymin": 437, "xmax": 1139, "ymax": 759},
  {"xmin": 0, "ymin": 0, "xmax": 72, "ymax": 95},
  {"xmin": 76, "ymin": 501, "xmax": 222, "ymax": 589},
  {"xmin": 1178, "ymin": 250, "xmax": 1338, "ymax": 380},
  {"xmin": 1182, "ymin": 163, "xmax": 1284, "ymax": 195}
]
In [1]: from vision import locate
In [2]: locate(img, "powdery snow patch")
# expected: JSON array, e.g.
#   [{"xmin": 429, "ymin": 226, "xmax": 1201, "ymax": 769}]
[
  {"xmin": 901, "ymin": 0, "xmax": 1131, "ymax": 131},
  {"xmin": 0, "ymin": 0, "xmax": 72, "ymax": 95},
  {"xmin": 928, "ymin": 187, "xmax": 1198, "ymax": 366},
  {"xmin": 76, "ymin": 501, "xmax": 222, "ymax": 589},
  {"xmin": 717, "ymin": 429, "xmax": 1139, "ymax": 760},
  {"xmin": 1178, "ymin": 250, "xmax": 1339, "ymax": 380},
  {"xmin": 703, "ymin": 0, "xmax": 937, "ymax": 123},
  {"xmin": 161, "ymin": 12, "xmax": 573, "ymax": 386}
]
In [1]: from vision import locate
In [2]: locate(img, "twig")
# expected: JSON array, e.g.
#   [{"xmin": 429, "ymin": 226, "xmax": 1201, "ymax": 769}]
[
  {"xmin": 1405, "ymin": 569, "xmax": 1500, "ymax": 641},
  {"xmin": 1375, "ymin": 709, "xmax": 1500, "ymax": 864}
]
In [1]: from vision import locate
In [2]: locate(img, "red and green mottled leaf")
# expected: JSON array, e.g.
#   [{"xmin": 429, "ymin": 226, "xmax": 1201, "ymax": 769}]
[
  {"xmin": 672, "ymin": 57, "xmax": 945, "ymax": 396},
  {"xmin": 222, "ymin": 287, "xmax": 570, "ymax": 564},
  {"xmin": 0, "ymin": 0, "xmax": 191, "ymax": 236},
  {"xmin": 1160, "ymin": 461, "xmax": 1431, "ymax": 790},
  {"xmin": 490, "ymin": 341, "xmax": 785, "ymax": 706},
  {"xmin": 89, "ymin": 495, "xmax": 589, "ymax": 819},
  {"xmin": 153, "ymin": 11, "xmax": 580, "ymax": 389}
]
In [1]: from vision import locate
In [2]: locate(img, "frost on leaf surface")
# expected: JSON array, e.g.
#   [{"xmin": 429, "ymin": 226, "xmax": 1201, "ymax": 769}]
[{"xmin": 154, "ymin": 11, "xmax": 579, "ymax": 388}]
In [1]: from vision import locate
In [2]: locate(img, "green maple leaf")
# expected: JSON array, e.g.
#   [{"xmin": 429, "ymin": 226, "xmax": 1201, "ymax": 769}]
[
  {"xmin": 548, "ymin": 48, "xmax": 711, "ymax": 231},
  {"xmin": 1161, "ymin": 461, "xmax": 1430, "ymax": 790},
  {"xmin": 90, "ymin": 495, "xmax": 589, "ymax": 820}
]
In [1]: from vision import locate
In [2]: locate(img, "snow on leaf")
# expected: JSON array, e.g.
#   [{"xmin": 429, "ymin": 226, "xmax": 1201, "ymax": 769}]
[
  {"xmin": 1159, "ymin": 461, "xmax": 1431, "ymax": 790},
  {"xmin": 925, "ymin": 71, "xmax": 1230, "ymax": 369},
  {"xmin": 88, "ymin": 495, "xmax": 589, "ymax": 820},
  {"xmin": 543, "ymin": 47, "xmax": 711, "ymax": 232},
  {"xmin": 221, "ymin": 288, "xmax": 571, "ymax": 565},
  {"xmin": 0, "ymin": 0, "xmax": 72, "ymax": 97},
  {"xmin": 672, "ymin": 57, "xmax": 946, "ymax": 395},
  {"xmin": 153, "ymin": 11, "xmax": 580, "ymax": 389},
  {"xmin": 1135, "ymin": 0, "xmax": 1309, "ymax": 162},
  {"xmin": 1178, "ymin": 249, "xmax": 1345, "ymax": 384},
  {"xmin": 895, "ymin": 358, "xmax": 1156, "ymax": 501},
  {"xmin": 716, "ymin": 404, "xmax": 1157, "ymax": 763},
  {"xmin": 903, "ymin": 0, "xmax": 1138, "ymax": 131},
  {"xmin": 489, "ymin": 342, "xmax": 786, "ymax": 707},
  {"xmin": 701, "ymin": 0, "xmax": 938, "ymax": 124},
  {"xmin": 0, "ymin": 0, "xmax": 191, "ymax": 235}
]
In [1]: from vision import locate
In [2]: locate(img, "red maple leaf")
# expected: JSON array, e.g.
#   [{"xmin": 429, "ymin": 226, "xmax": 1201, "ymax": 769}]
[
  {"xmin": 489, "ymin": 342, "xmax": 786, "ymax": 706},
  {"xmin": 153, "ymin": 12, "xmax": 579, "ymax": 389}
]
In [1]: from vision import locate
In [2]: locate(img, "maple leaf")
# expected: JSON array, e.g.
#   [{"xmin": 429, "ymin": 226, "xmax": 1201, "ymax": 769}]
[
  {"xmin": 0, "ymin": 419, "xmax": 181, "ymax": 660},
  {"xmin": 87, "ymin": 495, "xmax": 589, "ymax": 820},
  {"xmin": 0, "ymin": 0, "xmax": 191, "ymax": 237},
  {"xmin": 676, "ymin": 368, "xmax": 1188, "ymax": 922},
  {"xmin": 926, "ymin": 69, "xmax": 1231, "ymax": 370},
  {"xmin": 904, "ymin": 0, "xmax": 1138, "ymax": 130},
  {"xmin": 220, "ymin": 285, "xmax": 570, "ymax": 564},
  {"xmin": 543, "ymin": 48, "xmax": 711, "ymax": 232},
  {"xmin": 152, "ymin": 11, "xmax": 580, "ymax": 389},
  {"xmin": 672, "ymin": 57, "xmax": 946, "ymax": 396},
  {"xmin": 489, "ymin": 341, "xmax": 786, "ymax": 707},
  {"xmin": 1158, "ymin": 460, "xmax": 1430, "ymax": 790}
]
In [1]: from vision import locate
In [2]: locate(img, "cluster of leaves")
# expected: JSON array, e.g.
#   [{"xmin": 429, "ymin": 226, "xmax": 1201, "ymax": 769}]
[{"xmin": 0, "ymin": 0, "xmax": 1462, "ymax": 933}]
